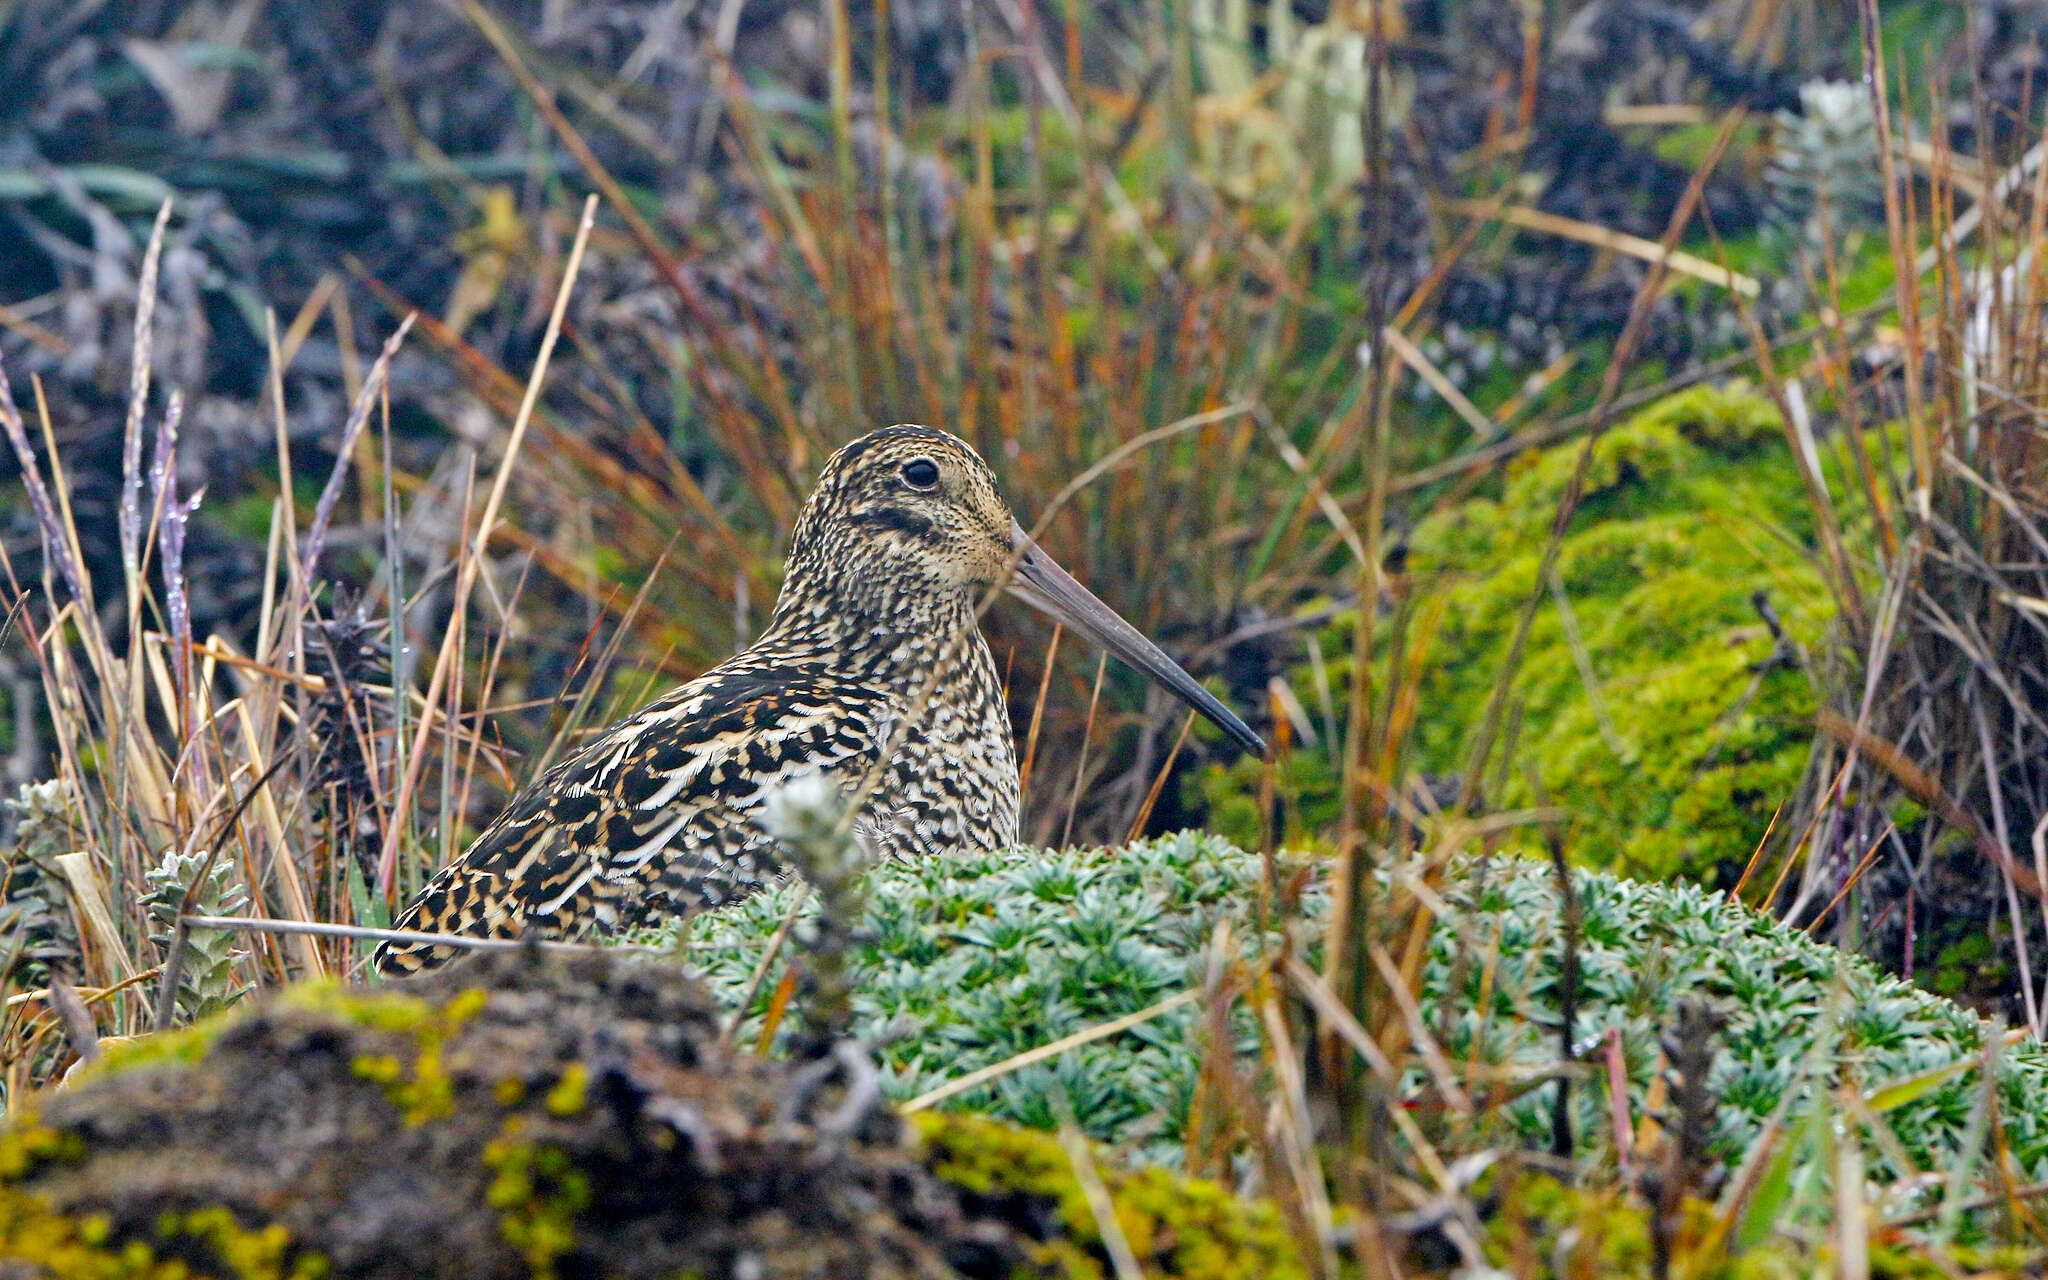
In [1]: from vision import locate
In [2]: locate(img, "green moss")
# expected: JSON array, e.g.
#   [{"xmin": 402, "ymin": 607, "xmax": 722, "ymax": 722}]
[
  {"xmin": 1478, "ymin": 1171, "xmax": 1865, "ymax": 1280},
  {"xmin": 34, "ymin": 977, "xmax": 584, "ymax": 1277},
  {"xmin": 1201, "ymin": 384, "xmax": 1851, "ymax": 885},
  {"xmin": 280, "ymin": 983, "xmax": 428, "ymax": 1030},
  {"xmin": 279, "ymin": 984, "xmax": 481, "ymax": 1126},
  {"xmin": 1931, "ymin": 933, "xmax": 2008, "ymax": 998},
  {"xmin": 915, "ymin": 1112, "xmax": 1306, "ymax": 1280},
  {"xmin": 0, "ymin": 988, "xmax": 494, "ymax": 1277},
  {"xmin": 482, "ymin": 1117, "xmax": 590, "ymax": 1280},
  {"xmin": 1649, "ymin": 118, "xmax": 1768, "ymax": 173}
]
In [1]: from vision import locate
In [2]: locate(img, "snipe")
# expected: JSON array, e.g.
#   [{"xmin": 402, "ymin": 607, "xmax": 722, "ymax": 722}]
[{"xmin": 373, "ymin": 425, "xmax": 1262, "ymax": 975}]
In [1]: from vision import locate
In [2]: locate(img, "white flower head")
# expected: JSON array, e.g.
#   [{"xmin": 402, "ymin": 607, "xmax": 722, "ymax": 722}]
[{"xmin": 761, "ymin": 771, "xmax": 849, "ymax": 845}]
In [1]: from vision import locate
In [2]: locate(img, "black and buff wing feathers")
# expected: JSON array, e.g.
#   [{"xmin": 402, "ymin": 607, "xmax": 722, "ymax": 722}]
[{"xmin": 372, "ymin": 661, "xmax": 888, "ymax": 976}]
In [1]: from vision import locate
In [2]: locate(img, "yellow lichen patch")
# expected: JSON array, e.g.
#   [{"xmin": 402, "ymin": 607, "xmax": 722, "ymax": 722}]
[
  {"xmin": 393, "ymin": 1041, "xmax": 455, "ymax": 1127},
  {"xmin": 0, "ymin": 1121, "xmax": 84, "ymax": 1180},
  {"xmin": 440, "ymin": 988, "xmax": 489, "ymax": 1027},
  {"xmin": 152, "ymin": 1207, "xmax": 329, "ymax": 1280},
  {"xmin": 310, "ymin": 987, "xmax": 486, "ymax": 1127},
  {"xmin": 914, "ymin": 1112, "xmax": 1306, "ymax": 1280},
  {"xmin": 482, "ymin": 1117, "xmax": 590, "ymax": 1280},
  {"xmin": 76, "ymin": 984, "xmax": 459, "ymax": 1091},
  {"xmin": 276, "ymin": 982, "xmax": 438, "ymax": 1034},
  {"xmin": 0, "ymin": 1185, "xmax": 330, "ymax": 1280},
  {"xmin": 542, "ymin": 1064, "xmax": 588, "ymax": 1118},
  {"xmin": 0, "ymin": 1183, "xmax": 172, "ymax": 1280},
  {"xmin": 80, "ymin": 1022, "xmax": 229, "ymax": 1082},
  {"xmin": 55, "ymin": 984, "xmax": 488, "ymax": 1133}
]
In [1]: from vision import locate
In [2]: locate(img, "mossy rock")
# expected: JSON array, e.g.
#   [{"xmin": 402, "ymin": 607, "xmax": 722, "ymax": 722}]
[
  {"xmin": 1202, "ymin": 383, "xmax": 1847, "ymax": 885},
  {"xmin": 0, "ymin": 949, "xmax": 1301, "ymax": 1280},
  {"xmin": 915, "ymin": 1113, "xmax": 1305, "ymax": 1280}
]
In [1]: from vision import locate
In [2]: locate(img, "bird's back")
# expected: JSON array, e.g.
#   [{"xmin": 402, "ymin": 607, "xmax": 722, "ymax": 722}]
[{"xmin": 372, "ymin": 645, "xmax": 892, "ymax": 976}]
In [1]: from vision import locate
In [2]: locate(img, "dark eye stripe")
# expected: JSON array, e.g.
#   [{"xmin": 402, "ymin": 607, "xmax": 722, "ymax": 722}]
[{"xmin": 853, "ymin": 506, "xmax": 935, "ymax": 538}]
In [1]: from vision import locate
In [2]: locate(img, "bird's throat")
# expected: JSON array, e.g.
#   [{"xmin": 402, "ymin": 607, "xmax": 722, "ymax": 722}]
[{"xmin": 763, "ymin": 574, "xmax": 987, "ymax": 693}]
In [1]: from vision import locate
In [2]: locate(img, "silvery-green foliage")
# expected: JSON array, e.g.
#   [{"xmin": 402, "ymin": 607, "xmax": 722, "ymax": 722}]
[
  {"xmin": 676, "ymin": 832, "xmax": 1294, "ymax": 1166},
  {"xmin": 1, "ymin": 780, "xmax": 83, "ymax": 986},
  {"xmin": 143, "ymin": 848, "xmax": 251, "ymax": 1023},
  {"xmin": 672, "ymin": 834, "xmax": 2048, "ymax": 1182},
  {"xmin": 1766, "ymin": 80, "xmax": 1887, "ymax": 256},
  {"xmin": 1441, "ymin": 862, "xmax": 2048, "ymax": 1184}
]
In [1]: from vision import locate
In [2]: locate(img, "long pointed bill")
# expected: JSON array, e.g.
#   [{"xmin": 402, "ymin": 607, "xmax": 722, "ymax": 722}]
[{"xmin": 1005, "ymin": 520, "xmax": 1266, "ymax": 756}]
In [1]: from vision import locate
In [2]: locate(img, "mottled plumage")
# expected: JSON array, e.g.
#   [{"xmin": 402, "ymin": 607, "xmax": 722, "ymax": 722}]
[{"xmin": 374, "ymin": 425, "xmax": 1259, "ymax": 975}]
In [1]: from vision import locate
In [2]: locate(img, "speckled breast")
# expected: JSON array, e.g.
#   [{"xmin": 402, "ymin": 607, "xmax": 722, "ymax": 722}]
[{"xmin": 870, "ymin": 628, "xmax": 1020, "ymax": 860}]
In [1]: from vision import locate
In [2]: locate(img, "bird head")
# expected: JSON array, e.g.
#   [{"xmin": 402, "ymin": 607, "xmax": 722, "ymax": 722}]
[
  {"xmin": 792, "ymin": 424, "xmax": 1017, "ymax": 592},
  {"xmin": 785, "ymin": 424, "xmax": 1265, "ymax": 756}
]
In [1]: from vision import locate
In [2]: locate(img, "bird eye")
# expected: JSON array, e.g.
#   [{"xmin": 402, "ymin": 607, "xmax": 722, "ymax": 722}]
[{"xmin": 900, "ymin": 458, "xmax": 940, "ymax": 489}]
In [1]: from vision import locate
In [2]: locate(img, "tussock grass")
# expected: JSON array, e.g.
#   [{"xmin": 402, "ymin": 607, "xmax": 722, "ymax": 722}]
[
  {"xmin": 1720, "ymin": 11, "xmax": 2048, "ymax": 1041},
  {"xmin": 0, "ymin": 201, "xmax": 626, "ymax": 1095}
]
